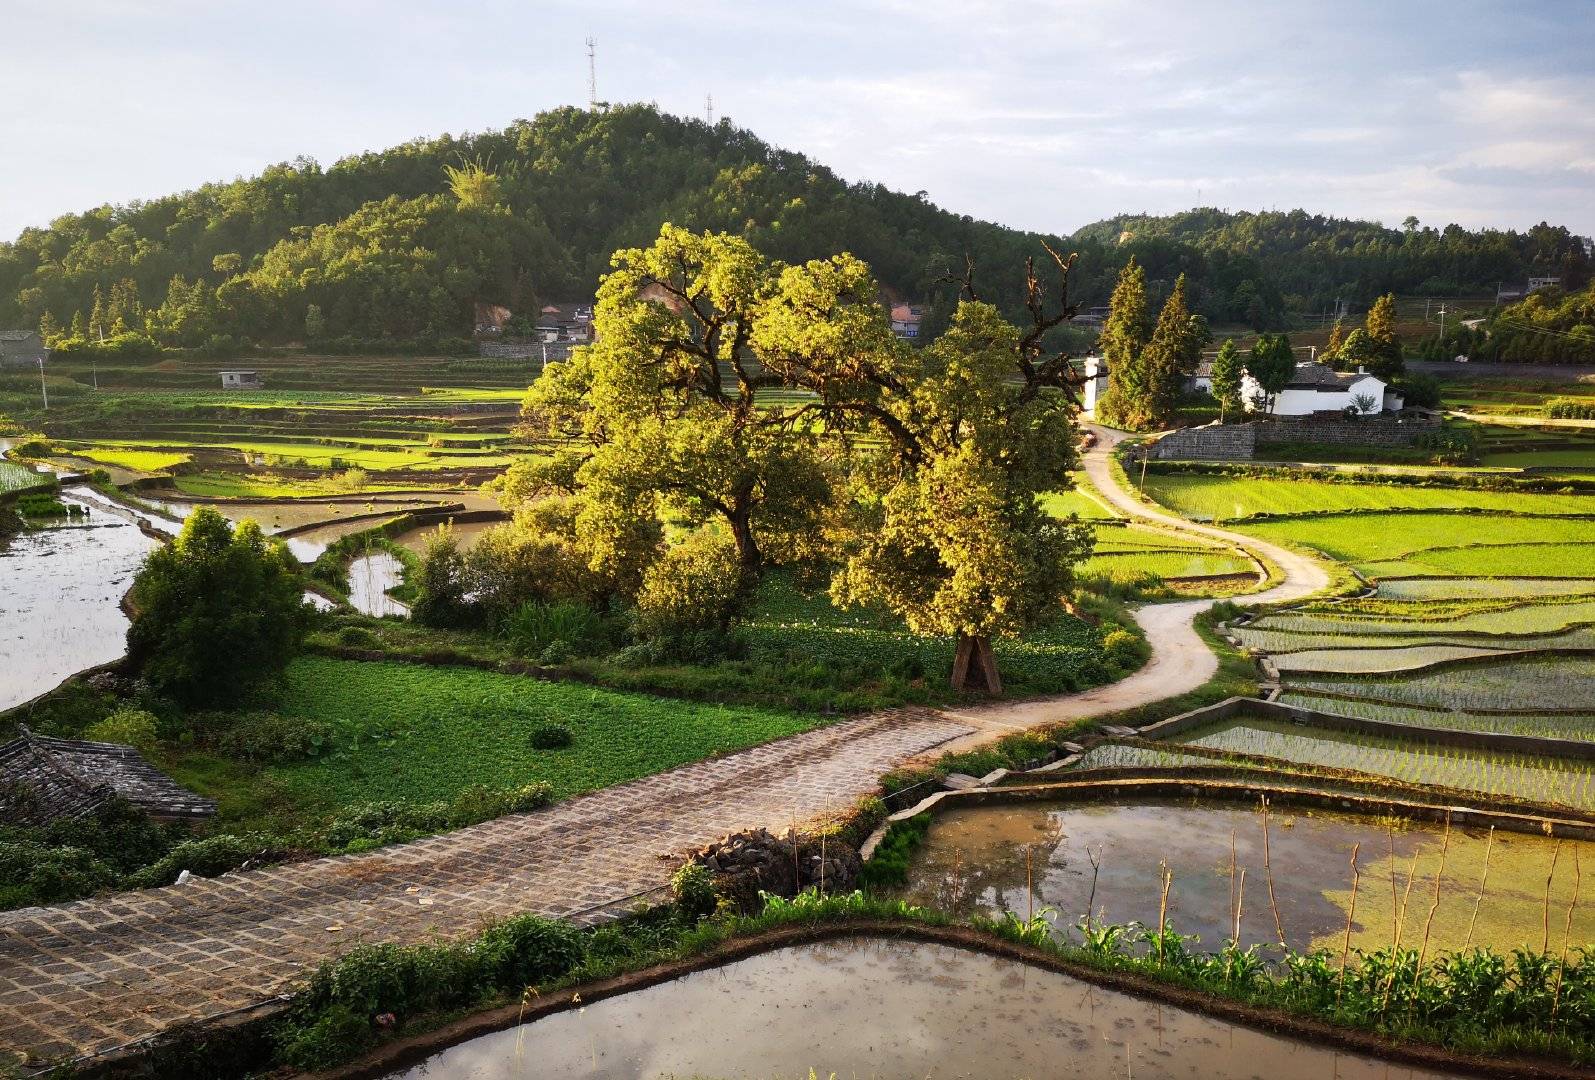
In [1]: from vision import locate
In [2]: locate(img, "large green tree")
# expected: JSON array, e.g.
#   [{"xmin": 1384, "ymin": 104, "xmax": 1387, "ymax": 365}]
[
  {"xmin": 762, "ymin": 249, "xmax": 1094, "ymax": 692},
  {"xmin": 1093, "ymin": 258, "xmax": 1157, "ymax": 430},
  {"xmin": 514, "ymin": 225, "xmax": 834, "ymax": 580},
  {"xmin": 1245, "ymin": 333, "xmax": 1297, "ymax": 412},
  {"xmin": 1209, "ymin": 338, "xmax": 1244, "ymax": 421},
  {"xmin": 126, "ymin": 508, "xmax": 305, "ymax": 707}
]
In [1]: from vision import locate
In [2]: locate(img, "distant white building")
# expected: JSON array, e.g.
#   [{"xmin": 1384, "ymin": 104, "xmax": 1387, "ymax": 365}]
[
  {"xmin": 219, "ymin": 370, "xmax": 264, "ymax": 390},
  {"xmin": 889, "ymin": 302, "xmax": 925, "ymax": 340},
  {"xmin": 1081, "ymin": 355, "xmax": 1108, "ymax": 416},
  {"xmin": 1243, "ymin": 362, "xmax": 1399, "ymax": 416}
]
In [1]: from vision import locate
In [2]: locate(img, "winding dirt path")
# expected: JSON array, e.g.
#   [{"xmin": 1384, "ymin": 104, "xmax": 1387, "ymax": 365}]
[
  {"xmin": 936, "ymin": 426, "xmax": 1331, "ymax": 739},
  {"xmin": 0, "ymin": 426, "xmax": 1333, "ymax": 1070}
]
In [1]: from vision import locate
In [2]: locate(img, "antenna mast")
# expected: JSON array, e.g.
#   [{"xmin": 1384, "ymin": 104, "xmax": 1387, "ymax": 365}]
[
  {"xmin": 705, "ymin": 93, "xmax": 714, "ymax": 125},
  {"xmin": 585, "ymin": 37, "xmax": 598, "ymax": 110}
]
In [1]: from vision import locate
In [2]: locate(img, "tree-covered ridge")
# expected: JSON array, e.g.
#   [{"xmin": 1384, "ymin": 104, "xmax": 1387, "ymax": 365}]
[
  {"xmin": 1067, "ymin": 208, "xmax": 1591, "ymax": 325},
  {"xmin": 2, "ymin": 103, "xmax": 1589, "ymax": 346},
  {"xmin": 2, "ymin": 105, "xmax": 1066, "ymax": 345}
]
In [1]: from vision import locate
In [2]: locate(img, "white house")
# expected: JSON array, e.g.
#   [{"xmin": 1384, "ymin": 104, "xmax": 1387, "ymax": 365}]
[
  {"xmin": 219, "ymin": 370, "xmax": 264, "ymax": 390},
  {"xmin": 1242, "ymin": 361, "xmax": 1394, "ymax": 417},
  {"xmin": 1081, "ymin": 355, "xmax": 1108, "ymax": 416}
]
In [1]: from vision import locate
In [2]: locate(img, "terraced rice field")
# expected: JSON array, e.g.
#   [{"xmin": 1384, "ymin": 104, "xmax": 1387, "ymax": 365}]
[
  {"xmin": 0, "ymin": 460, "xmax": 46, "ymax": 492},
  {"xmin": 1272, "ymin": 692, "xmax": 1595, "ymax": 742},
  {"xmin": 1177, "ymin": 717, "xmax": 1595, "ymax": 811},
  {"xmin": 1141, "ymin": 473, "xmax": 1595, "ymax": 521}
]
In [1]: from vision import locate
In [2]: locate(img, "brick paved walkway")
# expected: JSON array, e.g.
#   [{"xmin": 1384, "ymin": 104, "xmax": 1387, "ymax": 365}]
[{"xmin": 0, "ymin": 709, "xmax": 971, "ymax": 1067}]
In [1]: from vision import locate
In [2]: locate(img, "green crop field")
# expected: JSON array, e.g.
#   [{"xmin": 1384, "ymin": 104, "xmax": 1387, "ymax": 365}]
[
  {"xmin": 1179, "ymin": 717, "xmax": 1595, "ymax": 811},
  {"xmin": 247, "ymin": 656, "xmax": 821, "ymax": 810},
  {"xmin": 1275, "ymin": 691, "xmax": 1595, "ymax": 742},
  {"xmin": 1233, "ymin": 511, "xmax": 1594, "ymax": 567},
  {"xmin": 1284, "ymin": 655, "xmax": 1595, "ymax": 714},
  {"xmin": 0, "ymin": 460, "xmax": 47, "ymax": 492},
  {"xmin": 66, "ymin": 447, "xmax": 192, "ymax": 472},
  {"xmin": 1082, "ymin": 549, "xmax": 1255, "ymax": 582},
  {"xmin": 1376, "ymin": 577, "xmax": 1595, "ymax": 600},
  {"xmin": 1141, "ymin": 473, "xmax": 1595, "ymax": 521},
  {"xmin": 1360, "ymin": 542, "xmax": 1595, "ymax": 579}
]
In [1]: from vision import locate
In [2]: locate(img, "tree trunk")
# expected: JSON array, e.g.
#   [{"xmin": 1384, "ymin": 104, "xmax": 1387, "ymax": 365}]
[
  {"xmin": 728, "ymin": 509, "xmax": 762, "ymax": 577},
  {"xmin": 950, "ymin": 634, "xmax": 1003, "ymax": 696}
]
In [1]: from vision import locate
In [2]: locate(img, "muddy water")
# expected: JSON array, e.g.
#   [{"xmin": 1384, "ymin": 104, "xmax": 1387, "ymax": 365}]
[
  {"xmin": 0, "ymin": 488, "xmax": 158, "ymax": 711},
  {"xmin": 144, "ymin": 497, "xmax": 436, "ymax": 535},
  {"xmin": 348, "ymin": 552, "xmax": 409, "ymax": 618},
  {"xmin": 387, "ymin": 938, "xmax": 1458, "ymax": 1080},
  {"xmin": 897, "ymin": 800, "xmax": 1595, "ymax": 959},
  {"xmin": 897, "ymin": 800, "xmax": 1411, "ymax": 954},
  {"xmin": 281, "ymin": 516, "xmax": 411, "ymax": 561},
  {"xmin": 393, "ymin": 517, "xmax": 497, "ymax": 555}
]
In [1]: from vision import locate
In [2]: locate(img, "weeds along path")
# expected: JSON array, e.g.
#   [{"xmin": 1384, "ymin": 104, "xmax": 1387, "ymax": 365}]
[{"xmin": 937, "ymin": 426, "xmax": 1332, "ymax": 737}]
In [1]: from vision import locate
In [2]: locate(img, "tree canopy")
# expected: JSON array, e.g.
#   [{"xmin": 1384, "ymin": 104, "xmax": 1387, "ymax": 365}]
[{"xmin": 126, "ymin": 508, "xmax": 306, "ymax": 707}]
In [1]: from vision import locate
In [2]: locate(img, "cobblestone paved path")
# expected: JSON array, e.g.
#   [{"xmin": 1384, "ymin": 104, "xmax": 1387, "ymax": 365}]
[{"xmin": 0, "ymin": 709, "xmax": 971, "ymax": 1067}]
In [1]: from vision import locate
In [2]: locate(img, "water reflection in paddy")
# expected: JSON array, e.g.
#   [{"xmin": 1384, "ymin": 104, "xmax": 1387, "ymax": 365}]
[
  {"xmin": 895, "ymin": 799, "xmax": 1595, "ymax": 958},
  {"xmin": 349, "ymin": 552, "xmax": 409, "ymax": 618},
  {"xmin": 386, "ymin": 938, "xmax": 1459, "ymax": 1080},
  {"xmin": 0, "ymin": 489, "xmax": 158, "ymax": 710}
]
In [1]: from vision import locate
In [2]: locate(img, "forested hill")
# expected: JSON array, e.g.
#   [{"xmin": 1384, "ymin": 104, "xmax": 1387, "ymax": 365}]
[
  {"xmin": 1068, "ymin": 209, "xmax": 1590, "ymax": 324},
  {"xmin": 1, "ymin": 103, "xmax": 1588, "ymax": 348}
]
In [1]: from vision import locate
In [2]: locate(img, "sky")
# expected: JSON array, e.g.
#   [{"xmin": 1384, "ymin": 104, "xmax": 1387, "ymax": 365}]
[{"xmin": 2, "ymin": 0, "xmax": 1593, "ymax": 241}]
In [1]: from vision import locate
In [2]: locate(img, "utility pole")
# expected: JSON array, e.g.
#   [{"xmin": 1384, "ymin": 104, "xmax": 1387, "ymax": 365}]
[
  {"xmin": 1438, "ymin": 303, "xmax": 1447, "ymax": 341},
  {"xmin": 37, "ymin": 357, "xmax": 48, "ymax": 410},
  {"xmin": 585, "ymin": 38, "xmax": 598, "ymax": 110}
]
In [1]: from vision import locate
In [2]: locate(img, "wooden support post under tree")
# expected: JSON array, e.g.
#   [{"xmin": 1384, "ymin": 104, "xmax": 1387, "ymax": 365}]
[{"xmin": 950, "ymin": 634, "xmax": 1003, "ymax": 695}]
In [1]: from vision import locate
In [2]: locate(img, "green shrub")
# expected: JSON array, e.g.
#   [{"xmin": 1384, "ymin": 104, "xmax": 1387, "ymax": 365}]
[
  {"xmin": 1101, "ymin": 627, "xmax": 1145, "ymax": 670},
  {"xmin": 336, "ymin": 625, "xmax": 380, "ymax": 648},
  {"xmin": 1550, "ymin": 399, "xmax": 1595, "ymax": 420},
  {"xmin": 214, "ymin": 712, "xmax": 332, "ymax": 765},
  {"xmin": 502, "ymin": 600, "xmax": 611, "ymax": 659},
  {"xmin": 856, "ymin": 813, "xmax": 931, "ymax": 889},
  {"xmin": 84, "ymin": 707, "xmax": 160, "ymax": 750},
  {"xmin": 0, "ymin": 841, "xmax": 116, "ymax": 902},
  {"xmin": 670, "ymin": 861, "xmax": 718, "ymax": 917},
  {"xmin": 446, "ymin": 783, "xmax": 553, "ymax": 822},
  {"xmin": 474, "ymin": 914, "xmax": 585, "ymax": 987},
  {"xmin": 276, "ymin": 1003, "xmax": 373, "ymax": 1071},
  {"xmin": 129, "ymin": 834, "xmax": 278, "ymax": 888},
  {"xmin": 527, "ymin": 722, "xmax": 573, "ymax": 751},
  {"xmin": 635, "ymin": 531, "xmax": 747, "ymax": 649},
  {"xmin": 409, "ymin": 526, "xmax": 476, "ymax": 628}
]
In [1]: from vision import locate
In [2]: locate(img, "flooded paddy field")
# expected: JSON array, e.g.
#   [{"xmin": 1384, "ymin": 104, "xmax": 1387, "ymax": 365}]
[
  {"xmin": 895, "ymin": 798, "xmax": 1595, "ymax": 958},
  {"xmin": 0, "ymin": 488, "xmax": 158, "ymax": 710},
  {"xmin": 386, "ymin": 937, "xmax": 1460, "ymax": 1080}
]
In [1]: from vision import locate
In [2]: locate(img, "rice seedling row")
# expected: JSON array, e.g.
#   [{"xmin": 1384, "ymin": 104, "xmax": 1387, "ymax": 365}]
[
  {"xmin": 1177, "ymin": 717, "xmax": 1595, "ymax": 811},
  {"xmin": 1283, "ymin": 654, "xmax": 1595, "ymax": 713},
  {"xmin": 1274, "ymin": 690, "xmax": 1595, "ymax": 742}
]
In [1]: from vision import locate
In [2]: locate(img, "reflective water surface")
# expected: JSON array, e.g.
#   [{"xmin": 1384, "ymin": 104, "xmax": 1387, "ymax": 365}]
[{"xmin": 387, "ymin": 938, "xmax": 1460, "ymax": 1080}]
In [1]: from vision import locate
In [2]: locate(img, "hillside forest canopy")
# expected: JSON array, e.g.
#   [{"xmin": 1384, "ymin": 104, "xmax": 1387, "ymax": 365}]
[{"xmin": 5, "ymin": 104, "xmax": 1591, "ymax": 351}]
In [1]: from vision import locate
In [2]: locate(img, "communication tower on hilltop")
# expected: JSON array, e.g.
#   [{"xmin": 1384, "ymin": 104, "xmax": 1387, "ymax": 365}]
[
  {"xmin": 705, "ymin": 93, "xmax": 714, "ymax": 124},
  {"xmin": 586, "ymin": 38, "xmax": 598, "ymax": 110}
]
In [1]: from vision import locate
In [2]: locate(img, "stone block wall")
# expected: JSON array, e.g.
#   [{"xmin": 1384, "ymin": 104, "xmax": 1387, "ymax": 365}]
[
  {"xmin": 1151, "ymin": 418, "xmax": 1440, "ymax": 459},
  {"xmin": 1149, "ymin": 425, "xmax": 1256, "ymax": 460},
  {"xmin": 1255, "ymin": 418, "xmax": 1441, "ymax": 447}
]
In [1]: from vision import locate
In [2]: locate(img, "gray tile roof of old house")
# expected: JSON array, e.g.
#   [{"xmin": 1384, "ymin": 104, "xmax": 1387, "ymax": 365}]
[
  {"xmin": 0, "ymin": 727, "xmax": 217, "ymax": 826},
  {"xmin": 0, "ymin": 330, "xmax": 48, "ymax": 367}
]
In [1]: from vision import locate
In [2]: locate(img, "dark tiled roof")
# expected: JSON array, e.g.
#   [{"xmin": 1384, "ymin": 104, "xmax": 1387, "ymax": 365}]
[
  {"xmin": 1283, "ymin": 361, "xmax": 1378, "ymax": 391},
  {"xmin": 0, "ymin": 330, "xmax": 46, "ymax": 362},
  {"xmin": 0, "ymin": 727, "xmax": 216, "ymax": 825}
]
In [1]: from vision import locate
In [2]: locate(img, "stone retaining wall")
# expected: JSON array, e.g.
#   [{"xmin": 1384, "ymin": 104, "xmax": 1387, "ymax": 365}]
[{"xmin": 1151, "ymin": 419, "xmax": 1441, "ymax": 460}]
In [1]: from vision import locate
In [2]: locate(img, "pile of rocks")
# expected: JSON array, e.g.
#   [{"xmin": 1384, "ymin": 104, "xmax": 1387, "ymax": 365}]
[{"xmin": 687, "ymin": 827, "xmax": 862, "ymax": 911}]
